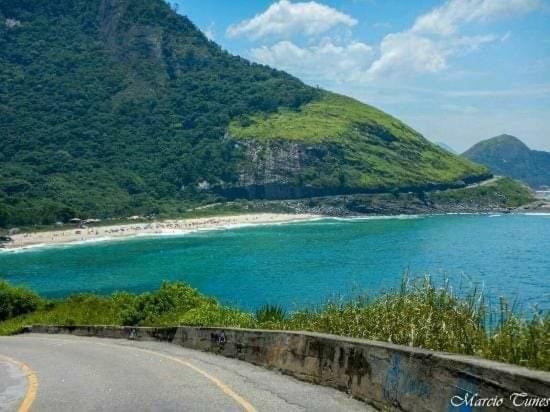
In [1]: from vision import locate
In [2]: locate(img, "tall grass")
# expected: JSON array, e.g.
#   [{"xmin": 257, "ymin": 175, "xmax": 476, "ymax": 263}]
[
  {"xmin": 0, "ymin": 277, "xmax": 548, "ymax": 370},
  {"xmin": 275, "ymin": 276, "xmax": 549, "ymax": 370},
  {"xmin": 256, "ymin": 304, "xmax": 287, "ymax": 323}
]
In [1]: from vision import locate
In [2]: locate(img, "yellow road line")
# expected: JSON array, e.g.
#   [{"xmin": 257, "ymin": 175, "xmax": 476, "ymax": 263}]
[
  {"xmin": 132, "ymin": 347, "xmax": 257, "ymax": 412},
  {"xmin": 6, "ymin": 336, "xmax": 256, "ymax": 412},
  {"xmin": 0, "ymin": 354, "xmax": 38, "ymax": 412}
]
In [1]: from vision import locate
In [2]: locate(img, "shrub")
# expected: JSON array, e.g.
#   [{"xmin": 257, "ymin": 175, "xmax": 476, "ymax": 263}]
[
  {"xmin": 112, "ymin": 282, "xmax": 215, "ymax": 325},
  {"xmin": 0, "ymin": 278, "xmax": 547, "ymax": 370},
  {"xmin": 0, "ymin": 280, "xmax": 43, "ymax": 321}
]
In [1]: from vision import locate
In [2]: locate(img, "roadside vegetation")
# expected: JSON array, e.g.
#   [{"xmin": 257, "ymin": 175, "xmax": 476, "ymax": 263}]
[{"xmin": 0, "ymin": 278, "xmax": 547, "ymax": 371}]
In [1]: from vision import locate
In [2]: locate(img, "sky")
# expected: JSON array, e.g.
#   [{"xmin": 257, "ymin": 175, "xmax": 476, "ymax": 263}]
[{"xmin": 171, "ymin": 0, "xmax": 550, "ymax": 152}]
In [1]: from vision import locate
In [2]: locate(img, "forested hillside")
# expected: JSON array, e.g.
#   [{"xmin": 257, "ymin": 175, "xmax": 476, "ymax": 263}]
[
  {"xmin": 463, "ymin": 135, "xmax": 550, "ymax": 189},
  {"xmin": 0, "ymin": 0, "xmax": 489, "ymax": 227}
]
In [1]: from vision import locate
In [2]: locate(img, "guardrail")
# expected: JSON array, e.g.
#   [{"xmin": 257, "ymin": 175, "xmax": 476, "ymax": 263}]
[{"xmin": 24, "ymin": 325, "xmax": 550, "ymax": 411}]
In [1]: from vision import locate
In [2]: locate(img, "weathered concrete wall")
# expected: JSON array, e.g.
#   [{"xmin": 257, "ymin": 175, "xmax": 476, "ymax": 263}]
[{"xmin": 25, "ymin": 325, "xmax": 550, "ymax": 411}]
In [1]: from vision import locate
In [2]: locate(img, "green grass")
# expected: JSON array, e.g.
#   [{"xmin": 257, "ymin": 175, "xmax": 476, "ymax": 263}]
[
  {"xmin": 255, "ymin": 304, "xmax": 287, "ymax": 323},
  {"xmin": 430, "ymin": 177, "xmax": 535, "ymax": 208},
  {"xmin": 1, "ymin": 278, "xmax": 547, "ymax": 371},
  {"xmin": 229, "ymin": 92, "xmax": 489, "ymax": 190},
  {"xmin": 229, "ymin": 92, "xmax": 422, "ymax": 144},
  {"xmin": 281, "ymin": 278, "xmax": 549, "ymax": 370}
]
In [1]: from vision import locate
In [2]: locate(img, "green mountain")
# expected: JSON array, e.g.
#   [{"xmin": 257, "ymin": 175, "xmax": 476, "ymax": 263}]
[
  {"xmin": 0, "ymin": 0, "xmax": 489, "ymax": 227},
  {"xmin": 463, "ymin": 135, "xmax": 550, "ymax": 189}
]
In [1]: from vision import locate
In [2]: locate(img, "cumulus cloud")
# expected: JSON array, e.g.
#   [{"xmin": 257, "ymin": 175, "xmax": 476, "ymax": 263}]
[
  {"xmin": 367, "ymin": 0, "xmax": 541, "ymax": 79},
  {"xmin": 365, "ymin": 32, "xmax": 497, "ymax": 79},
  {"xmin": 365, "ymin": 33, "xmax": 497, "ymax": 80},
  {"xmin": 251, "ymin": 39, "xmax": 373, "ymax": 82},
  {"xmin": 412, "ymin": 0, "xmax": 541, "ymax": 36},
  {"xmin": 231, "ymin": 0, "xmax": 541, "ymax": 83},
  {"xmin": 226, "ymin": 0, "xmax": 357, "ymax": 39},
  {"xmin": 367, "ymin": 33, "xmax": 449, "ymax": 79},
  {"xmin": 451, "ymin": 34, "xmax": 500, "ymax": 53}
]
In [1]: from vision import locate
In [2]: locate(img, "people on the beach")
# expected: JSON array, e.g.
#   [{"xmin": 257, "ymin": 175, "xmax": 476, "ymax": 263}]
[{"xmin": 4, "ymin": 214, "xmax": 315, "ymax": 250}]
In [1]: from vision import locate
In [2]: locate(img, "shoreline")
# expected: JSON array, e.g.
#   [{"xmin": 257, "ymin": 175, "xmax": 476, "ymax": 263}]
[
  {"xmin": 2, "ymin": 213, "xmax": 319, "ymax": 252},
  {"xmin": 2, "ymin": 211, "xmax": 549, "ymax": 252}
]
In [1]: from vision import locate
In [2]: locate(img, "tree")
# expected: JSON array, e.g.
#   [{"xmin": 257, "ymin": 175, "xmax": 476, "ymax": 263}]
[{"xmin": 0, "ymin": 203, "xmax": 9, "ymax": 228}]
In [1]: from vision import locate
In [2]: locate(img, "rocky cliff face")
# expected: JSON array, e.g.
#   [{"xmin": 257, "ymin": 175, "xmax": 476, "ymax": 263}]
[
  {"xmin": 226, "ymin": 92, "xmax": 491, "ymax": 200},
  {"xmin": 236, "ymin": 140, "xmax": 334, "ymax": 185},
  {"xmin": 220, "ymin": 135, "xmax": 490, "ymax": 200},
  {"xmin": 225, "ymin": 139, "xmax": 336, "ymax": 199}
]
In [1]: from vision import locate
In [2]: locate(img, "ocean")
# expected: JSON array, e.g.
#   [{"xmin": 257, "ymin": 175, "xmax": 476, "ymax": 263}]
[{"xmin": 1, "ymin": 214, "xmax": 549, "ymax": 312}]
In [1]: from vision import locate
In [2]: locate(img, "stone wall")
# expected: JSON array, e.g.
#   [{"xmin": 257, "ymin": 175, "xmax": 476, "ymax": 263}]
[{"xmin": 25, "ymin": 325, "xmax": 550, "ymax": 411}]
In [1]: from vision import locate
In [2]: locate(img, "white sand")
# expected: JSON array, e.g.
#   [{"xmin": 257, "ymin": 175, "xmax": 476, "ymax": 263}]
[{"xmin": 3, "ymin": 214, "xmax": 319, "ymax": 251}]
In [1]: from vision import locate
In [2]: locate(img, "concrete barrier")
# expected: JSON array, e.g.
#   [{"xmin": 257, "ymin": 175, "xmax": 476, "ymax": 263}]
[{"xmin": 25, "ymin": 325, "xmax": 550, "ymax": 411}]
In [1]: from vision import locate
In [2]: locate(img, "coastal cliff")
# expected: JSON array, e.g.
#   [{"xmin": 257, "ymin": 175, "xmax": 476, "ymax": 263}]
[
  {"xmin": 207, "ymin": 177, "xmax": 535, "ymax": 216},
  {"xmin": 0, "ymin": 0, "xmax": 500, "ymax": 227}
]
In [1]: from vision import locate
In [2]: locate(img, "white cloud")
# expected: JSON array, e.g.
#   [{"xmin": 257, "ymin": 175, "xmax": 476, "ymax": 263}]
[
  {"xmin": 251, "ymin": 39, "xmax": 373, "ymax": 82},
  {"xmin": 365, "ymin": 33, "xmax": 499, "ymax": 80},
  {"xmin": 367, "ymin": 33, "xmax": 449, "ymax": 79},
  {"xmin": 231, "ymin": 0, "xmax": 540, "ymax": 83},
  {"xmin": 450, "ymin": 34, "xmax": 499, "ymax": 53},
  {"xmin": 412, "ymin": 0, "xmax": 541, "ymax": 36},
  {"xmin": 226, "ymin": 0, "xmax": 357, "ymax": 39},
  {"xmin": 204, "ymin": 22, "xmax": 216, "ymax": 40},
  {"xmin": 366, "ymin": 0, "xmax": 541, "ymax": 80}
]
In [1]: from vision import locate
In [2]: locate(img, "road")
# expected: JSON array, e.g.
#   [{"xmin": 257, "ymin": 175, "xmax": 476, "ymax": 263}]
[
  {"xmin": 0, "ymin": 334, "xmax": 371, "ymax": 411},
  {"xmin": 464, "ymin": 175, "xmax": 502, "ymax": 189}
]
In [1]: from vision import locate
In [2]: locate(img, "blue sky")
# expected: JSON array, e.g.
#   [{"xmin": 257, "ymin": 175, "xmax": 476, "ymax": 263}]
[{"xmin": 172, "ymin": 0, "xmax": 550, "ymax": 152}]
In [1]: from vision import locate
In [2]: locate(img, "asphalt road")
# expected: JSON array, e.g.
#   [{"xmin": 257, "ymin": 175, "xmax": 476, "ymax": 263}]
[{"xmin": 0, "ymin": 334, "xmax": 372, "ymax": 411}]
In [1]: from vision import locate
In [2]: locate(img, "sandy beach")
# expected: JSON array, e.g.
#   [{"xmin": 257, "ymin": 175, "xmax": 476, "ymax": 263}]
[{"xmin": 2, "ymin": 213, "xmax": 319, "ymax": 251}]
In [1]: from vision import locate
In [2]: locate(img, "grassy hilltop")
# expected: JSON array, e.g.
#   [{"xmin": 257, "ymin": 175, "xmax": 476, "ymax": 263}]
[
  {"xmin": 229, "ymin": 93, "xmax": 486, "ymax": 190},
  {"xmin": 0, "ymin": 0, "xmax": 491, "ymax": 227}
]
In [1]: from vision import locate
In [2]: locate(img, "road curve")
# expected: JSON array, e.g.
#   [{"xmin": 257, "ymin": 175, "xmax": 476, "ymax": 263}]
[{"xmin": 0, "ymin": 334, "xmax": 372, "ymax": 412}]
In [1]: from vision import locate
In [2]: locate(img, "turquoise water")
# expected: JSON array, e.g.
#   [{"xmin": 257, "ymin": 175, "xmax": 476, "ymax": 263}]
[{"xmin": 1, "ymin": 214, "xmax": 549, "ymax": 311}]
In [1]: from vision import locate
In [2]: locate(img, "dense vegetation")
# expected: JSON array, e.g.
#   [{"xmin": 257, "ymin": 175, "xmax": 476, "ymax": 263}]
[
  {"xmin": 1, "ymin": 279, "xmax": 547, "ymax": 371},
  {"xmin": 0, "ymin": 0, "xmax": 491, "ymax": 227},
  {"xmin": 429, "ymin": 177, "xmax": 535, "ymax": 208},
  {"xmin": 0, "ymin": 0, "xmax": 317, "ymax": 226},
  {"xmin": 0, "ymin": 280, "xmax": 43, "ymax": 321},
  {"xmin": 463, "ymin": 135, "xmax": 550, "ymax": 189}
]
